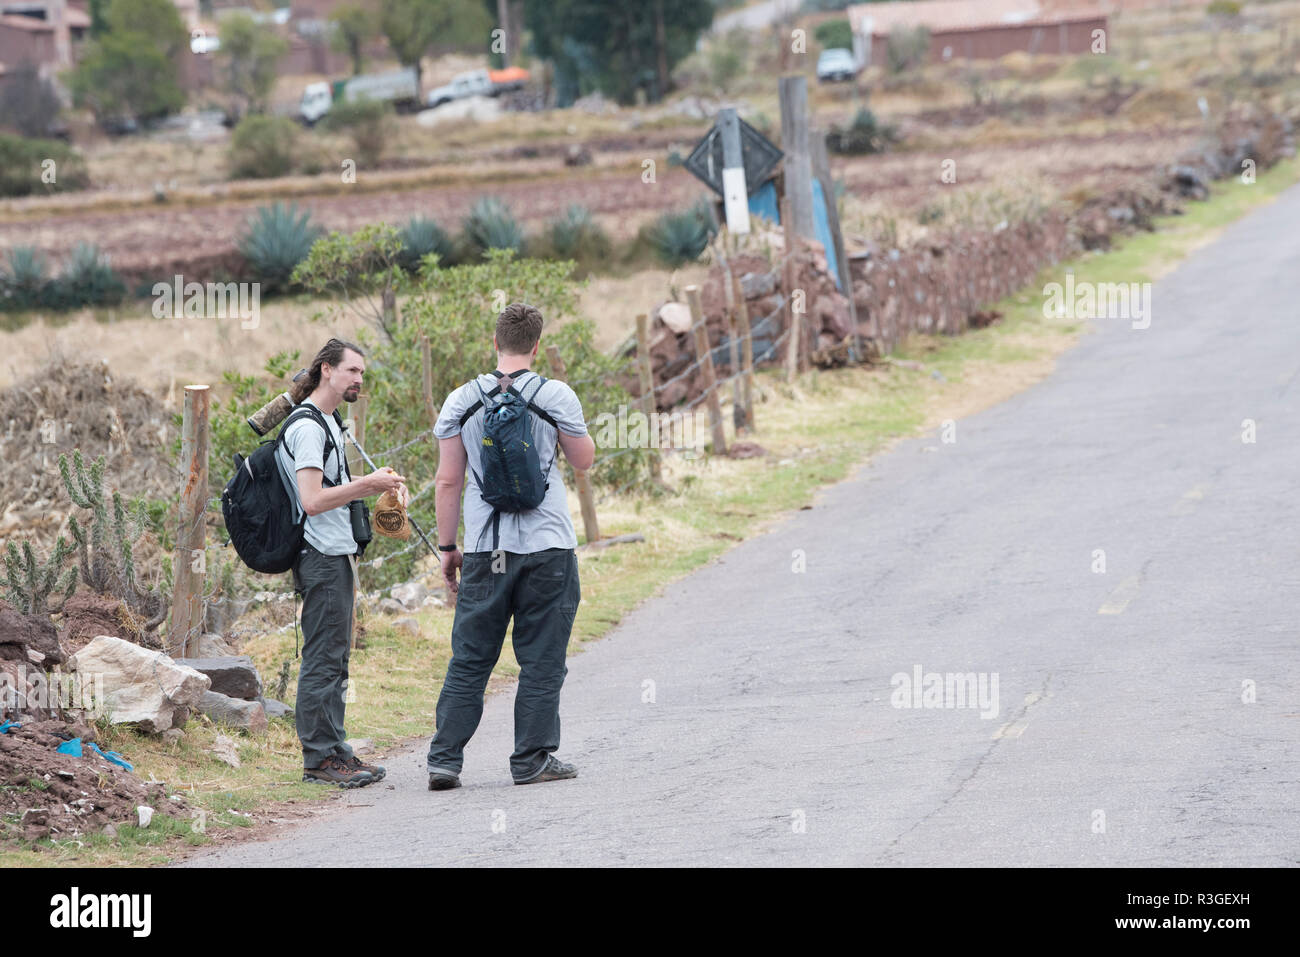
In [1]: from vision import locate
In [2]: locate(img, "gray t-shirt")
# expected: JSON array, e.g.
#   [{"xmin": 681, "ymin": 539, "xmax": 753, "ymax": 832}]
[
  {"xmin": 275, "ymin": 398, "xmax": 357, "ymax": 556},
  {"xmin": 435, "ymin": 370, "xmax": 587, "ymax": 554}
]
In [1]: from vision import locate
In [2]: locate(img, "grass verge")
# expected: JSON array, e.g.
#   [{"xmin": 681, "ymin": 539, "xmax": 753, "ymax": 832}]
[{"xmin": 3, "ymin": 154, "xmax": 1295, "ymax": 867}]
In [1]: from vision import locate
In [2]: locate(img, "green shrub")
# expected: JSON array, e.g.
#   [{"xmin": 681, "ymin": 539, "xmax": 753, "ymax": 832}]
[
  {"xmin": 0, "ymin": 246, "xmax": 49, "ymax": 311},
  {"xmin": 237, "ymin": 202, "xmax": 323, "ymax": 291},
  {"xmin": 887, "ymin": 25, "xmax": 929, "ymax": 73},
  {"xmin": 646, "ymin": 200, "xmax": 716, "ymax": 267},
  {"xmin": 357, "ymin": 249, "xmax": 648, "ymax": 586},
  {"xmin": 228, "ymin": 114, "xmax": 299, "ymax": 179},
  {"xmin": 397, "ymin": 216, "xmax": 455, "ymax": 272},
  {"xmin": 322, "ymin": 96, "xmax": 395, "ymax": 169},
  {"xmin": 1207, "ymin": 0, "xmax": 1241, "ymax": 15},
  {"xmin": 826, "ymin": 108, "xmax": 899, "ymax": 155},
  {"xmin": 815, "ymin": 19, "xmax": 853, "ymax": 51},
  {"xmin": 708, "ymin": 29, "xmax": 749, "ymax": 92},
  {"xmin": 0, "ymin": 134, "xmax": 90, "ymax": 198},
  {"xmin": 461, "ymin": 196, "xmax": 526, "ymax": 258},
  {"xmin": 542, "ymin": 204, "xmax": 611, "ymax": 268}
]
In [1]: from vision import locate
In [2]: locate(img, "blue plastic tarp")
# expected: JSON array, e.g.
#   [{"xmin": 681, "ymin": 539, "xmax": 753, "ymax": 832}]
[{"xmin": 747, "ymin": 180, "xmax": 842, "ymax": 293}]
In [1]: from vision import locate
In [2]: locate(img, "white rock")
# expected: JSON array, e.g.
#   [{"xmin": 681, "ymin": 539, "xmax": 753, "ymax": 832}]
[
  {"xmin": 210, "ymin": 733, "xmax": 241, "ymax": 768},
  {"xmin": 391, "ymin": 582, "xmax": 429, "ymax": 610},
  {"xmin": 67, "ymin": 636, "xmax": 211, "ymax": 734}
]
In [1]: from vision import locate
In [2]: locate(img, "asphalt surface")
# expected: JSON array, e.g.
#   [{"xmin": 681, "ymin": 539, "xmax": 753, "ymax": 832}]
[{"xmin": 185, "ymin": 182, "xmax": 1300, "ymax": 867}]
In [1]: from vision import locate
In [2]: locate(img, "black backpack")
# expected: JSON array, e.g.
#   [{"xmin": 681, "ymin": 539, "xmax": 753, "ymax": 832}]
[
  {"xmin": 221, "ymin": 404, "xmax": 346, "ymax": 574},
  {"xmin": 457, "ymin": 369, "xmax": 558, "ymax": 550}
]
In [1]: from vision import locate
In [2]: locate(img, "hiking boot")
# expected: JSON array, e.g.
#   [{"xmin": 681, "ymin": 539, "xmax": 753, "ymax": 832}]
[
  {"xmin": 303, "ymin": 755, "xmax": 374, "ymax": 789},
  {"xmin": 515, "ymin": 755, "xmax": 578, "ymax": 785},
  {"xmin": 343, "ymin": 753, "xmax": 386, "ymax": 781},
  {"xmin": 428, "ymin": 771, "xmax": 462, "ymax": 791}
]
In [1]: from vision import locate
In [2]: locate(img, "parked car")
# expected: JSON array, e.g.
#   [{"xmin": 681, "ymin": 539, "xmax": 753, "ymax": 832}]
[
  {"xmin": 425, "ymin": 67, "xmax": 531, "ymax": 109},
  {"xmin": 817, "ymin": 48, "xmax": 859, "ymax": 83}
]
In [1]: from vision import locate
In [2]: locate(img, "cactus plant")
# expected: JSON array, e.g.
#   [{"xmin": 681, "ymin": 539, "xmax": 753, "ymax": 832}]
[
  {"xmin": 461, "ymin": 196, "xmax": 525, "ymax": 258},
  {"xmin": 60, "ymin": 449, "xmax": 168, "ymax": 640},
  {"xmin": 2, "ymin": 537, "xmax": 76, "ymax": 618},
  {"xmin": 238, "ymin": 202, "xmax": 323, "ymax": 291}
]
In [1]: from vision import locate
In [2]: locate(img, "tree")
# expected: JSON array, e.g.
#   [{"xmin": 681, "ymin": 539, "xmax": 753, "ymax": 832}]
[
  {"xmin": 69, "ymin": 33, "xmax": 186, "ymax": 124},
  {"xmin": 88, "ymin": 0, "xmax": 108, "ymax": 35},
  {"xmin": 67, "ymin": 0, "xmax": 188, "ymax": 124},
  {"xmin": 331, "ymin": 3, "xmax": 378, "ymax": 76},
  {"xmin": 526, "ymin": 0, "xmax": 714, "ymax": 105},
  {"xmin": 105, "ymin": 0, "xmax": 186, "ymax": 58},
  {"xmin": 380, "ymin": 0, "xmax": 493, "ymax": 91},
  {"xmin": 218, "ymin": 12, "xmax": 290, "ymax": 121}
]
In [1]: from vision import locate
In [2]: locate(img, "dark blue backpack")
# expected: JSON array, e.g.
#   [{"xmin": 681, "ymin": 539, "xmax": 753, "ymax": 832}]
[{"xmin": 457, "ymin": 370, "xmax": 558, "ymax": 550}]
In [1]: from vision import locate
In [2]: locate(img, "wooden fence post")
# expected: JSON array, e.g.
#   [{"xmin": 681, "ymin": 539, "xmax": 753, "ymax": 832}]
[
  {"xmin": 169, "ymin": 384, "xmax": 209, "ymax": 659},
  {"xmin": 546, "ymin": 345, "xmax": 600, "ymax": 545},
  {"xmin": 732, "ymin": 271, "xmax": 756, "ymax": 431},
  {"xmin": 713, "ymin": 241, "xmax": 747, "ymax": 433},
  {"xmin": 778, "ymin": 75, "xmax": 816, "ymax": 240},
  {"xmin": 635, "ymin": 313, "xmax": 663, "ymax": 483},
  {"xmin": 685, "ymin": 285, "xmax": 727, "ymax": 456},
  {"xmin": 420, "ymin": 334, "xmax": 437, "ymax": 433},
  {"xmin": 781, "ymin": 195, "xmax": 801, "ymax": 383}
]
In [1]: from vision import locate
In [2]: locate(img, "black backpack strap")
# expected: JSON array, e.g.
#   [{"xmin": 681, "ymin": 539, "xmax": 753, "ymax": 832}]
[
  {"xmin": 523, "ymin": 374, "xmax": 558, "ymax": 430},
  {"xmin": 458, "ymin": 375, "xmax": 503, "ymax": 429},
  {"xmin": 279, "ymin": 405, "xmax": 343, "ymax": 487}
]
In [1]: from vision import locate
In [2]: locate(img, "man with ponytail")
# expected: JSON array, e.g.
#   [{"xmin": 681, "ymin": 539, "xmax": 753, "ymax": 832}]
[{"xmin": 276, "ymin": 338, "xmax": 408, "ymax": 789}]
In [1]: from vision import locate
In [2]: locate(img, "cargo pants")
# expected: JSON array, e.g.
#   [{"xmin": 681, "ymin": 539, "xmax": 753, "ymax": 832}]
[
  {"xmin": 427, "ymin": 547, "xmax": 581, "ymax": 783},
  {"xmin": 292, "ymin": 542, "xmax": 359, "ymax": 769}
]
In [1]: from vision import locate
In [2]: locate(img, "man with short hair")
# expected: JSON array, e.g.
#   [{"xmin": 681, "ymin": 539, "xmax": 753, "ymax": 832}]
[
  {"xmin": 277, "ymin": 338, "xmax": 407, "ymax": 789},
  {"xmin": 427, "ymin": 302, "xmax": 595, "ymax": 789}
]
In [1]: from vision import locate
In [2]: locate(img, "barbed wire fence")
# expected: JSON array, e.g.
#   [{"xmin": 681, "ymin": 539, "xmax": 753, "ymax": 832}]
[{"xmin": 186, "ymin": 250, "xmax": 822, "ymax": 628}]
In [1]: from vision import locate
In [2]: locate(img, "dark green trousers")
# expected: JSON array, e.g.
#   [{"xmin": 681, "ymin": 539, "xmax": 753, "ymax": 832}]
[{"xmin": 292, "ymin": 543, "xmax": 357, "ymax": 769}]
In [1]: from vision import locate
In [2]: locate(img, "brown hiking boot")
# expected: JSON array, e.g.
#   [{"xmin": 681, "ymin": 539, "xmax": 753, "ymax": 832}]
[
  {"xmin": 343, "ymin": 753, "xmax": 386, "ymax": 781},
  {"xmin": 303, "ymin": 755, "xmax": 375, "ymax": 789}
]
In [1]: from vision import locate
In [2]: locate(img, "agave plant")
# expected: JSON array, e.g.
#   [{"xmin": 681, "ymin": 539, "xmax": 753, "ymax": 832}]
[
  {"xmin": 648, "ymin": 199, "xmax": 717, "ymax": 267},
  {"xmin": 1, "ymin": 245, "xmax": 49, "ymax": 310},
  {"xmin": 238, "ymin": 202, "xmax": 323, "ymax": 291},
  {"xmin": 397, "ymin": 216, "xmax": 454, "ymax": 272},
  {"xmin": 545, "ymin": 204, "xmax": 611, "ymax": 263},
  {"xmin": 461, "ymin": 196, "xmax": 525, "ymax": 258},
  {"xmin": 51, "ymin": 242, "xmax": 126, "ymax": 308}
]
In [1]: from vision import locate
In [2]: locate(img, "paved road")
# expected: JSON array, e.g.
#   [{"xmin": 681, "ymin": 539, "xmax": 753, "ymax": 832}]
[{"xmin": 185, "ymin": 183, "xmax": 1300, "ymax": 867}]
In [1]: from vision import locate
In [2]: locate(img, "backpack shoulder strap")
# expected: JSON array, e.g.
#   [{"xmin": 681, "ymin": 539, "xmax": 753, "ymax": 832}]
[
  {"xmin": 520, "ymin": 373, "xmax": 558, "ymax": 430},
  {"xmin": 278, "ymin": 405, "xmax": 341, "ymax": 483},
  {"xmin": 457, "ymin": 376, "xmax": 503, "ymax": 429}
]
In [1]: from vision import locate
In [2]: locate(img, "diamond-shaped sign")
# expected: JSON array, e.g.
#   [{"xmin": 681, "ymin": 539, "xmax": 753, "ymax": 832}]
[{"xmin": 684, "ymin": 117, "xmax": 783, "ymax": 198}]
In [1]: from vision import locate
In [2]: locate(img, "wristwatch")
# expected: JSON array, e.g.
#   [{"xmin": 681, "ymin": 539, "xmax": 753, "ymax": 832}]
[{"xmin": 438, "ymin": 543, "xmax": 458, "ymax": 552}]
